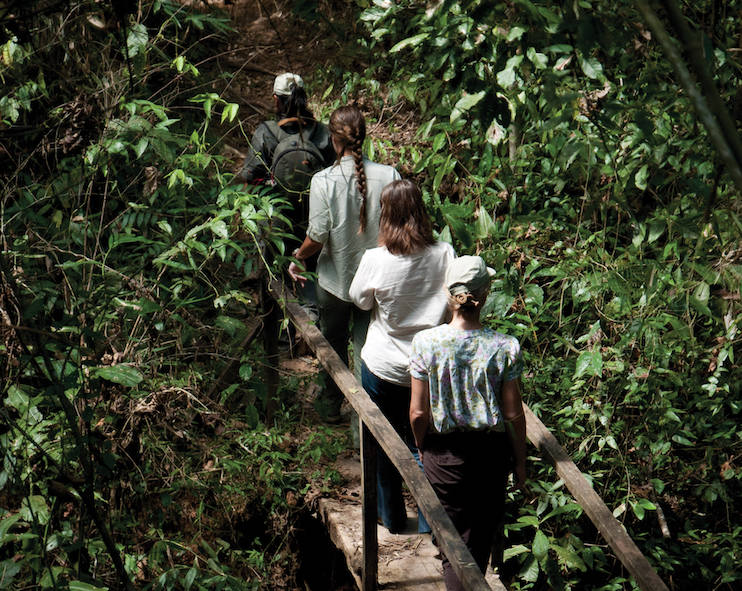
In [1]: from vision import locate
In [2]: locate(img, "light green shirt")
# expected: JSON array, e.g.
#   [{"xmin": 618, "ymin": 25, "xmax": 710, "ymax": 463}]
[{"xmin": 307, "ymin": 156, "xmax": 401, "ymax": 301}]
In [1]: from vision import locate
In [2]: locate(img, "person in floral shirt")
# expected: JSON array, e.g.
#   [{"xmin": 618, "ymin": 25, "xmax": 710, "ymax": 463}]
[{"xmin": 409, "ymin": 256, "xmax": 527, "ymax": 590}]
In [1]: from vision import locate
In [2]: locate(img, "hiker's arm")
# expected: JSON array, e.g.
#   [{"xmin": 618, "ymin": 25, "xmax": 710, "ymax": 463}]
[
  {"xmin": 288, "ymin": 237, "xmax": 322, "ymax": 285},
  {"xmin": 410, "ymin": 377, "xmax": 431, "ymax": 454},
  {"xmin": 501, "ymin": 378, "xmax": 527, "ymax": 490}
]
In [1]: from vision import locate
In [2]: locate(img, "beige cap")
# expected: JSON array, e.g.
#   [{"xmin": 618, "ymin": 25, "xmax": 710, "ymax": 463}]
[
  {"xmin": 273, "ymin": 73, "xmax": 304, "ymax": 97},
  {"xmin": 445, "ymin": 256, "xmax": 496, "ymax": 296}
]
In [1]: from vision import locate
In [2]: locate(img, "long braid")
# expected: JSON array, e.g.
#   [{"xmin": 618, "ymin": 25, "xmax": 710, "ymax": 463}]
[
  {"xmin": 352, "ymin": 136, "xmax": 368, "ymax": 233},
  {"xmin": 329, "ymin": 105, "xmax": 368, "ymax": 233}
]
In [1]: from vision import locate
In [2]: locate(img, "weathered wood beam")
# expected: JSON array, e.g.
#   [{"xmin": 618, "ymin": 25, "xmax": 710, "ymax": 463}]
[{"xmin": 523, "ymin": 404, "xmax": 669, "ymax": 591}]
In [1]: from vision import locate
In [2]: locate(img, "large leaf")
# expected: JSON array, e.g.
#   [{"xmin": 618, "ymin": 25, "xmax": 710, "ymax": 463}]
[
  {"xmin": 389, "ymin": 33, "xmax": 428, "ymax": 53},
  {"xmin": 92, "ymin": 365, "xmax": 144, "ymax": 387},
  {"xmin": 450, "ymin": 91, "xmax": 486, "ymax": 123},
  {"xmin": 126, "ymin": 23, "xmax": 148, "ymax": 58},
  {"xmin": 574, "ymin": 350, "xmax": 602, "ymax": 379},
  {"xmin": 532, "ymin": 530, "xmax": 550, "ymax": 562}
]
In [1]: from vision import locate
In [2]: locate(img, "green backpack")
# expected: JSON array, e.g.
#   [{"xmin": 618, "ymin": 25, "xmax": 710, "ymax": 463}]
[{"xmin": 264, "ymin": 118, "xmax": 326, "ymax": 195}]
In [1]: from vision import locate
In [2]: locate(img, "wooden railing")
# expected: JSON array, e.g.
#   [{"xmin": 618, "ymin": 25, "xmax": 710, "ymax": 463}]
[{"xmin": 269, "ymin": 279, "xmax": 669, "ymax": 591}]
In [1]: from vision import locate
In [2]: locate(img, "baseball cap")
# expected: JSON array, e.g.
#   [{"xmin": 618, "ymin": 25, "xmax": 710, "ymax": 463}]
[
  {"xmin": 273, "ymin": 73, "xmax": 304, "ymax": 97},
  {"xmin": 445, "ymin": 256, "xmax": 496, "ymax": 296}
]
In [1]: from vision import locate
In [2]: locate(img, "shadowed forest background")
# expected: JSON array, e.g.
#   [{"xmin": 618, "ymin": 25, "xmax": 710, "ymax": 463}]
[{"xmin": 1, "ymin": 0, "xmax": 741, "ymax": 589}]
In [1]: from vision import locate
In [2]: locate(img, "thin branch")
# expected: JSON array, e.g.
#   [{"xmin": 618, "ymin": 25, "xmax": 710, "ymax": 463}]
[
  {"xmin": 635, "ymin": 0, "xmax": 742, "ymax": 192},
  {"xmin": 659, "ymin": 0, "xmax": 742, "ymax": 170}
]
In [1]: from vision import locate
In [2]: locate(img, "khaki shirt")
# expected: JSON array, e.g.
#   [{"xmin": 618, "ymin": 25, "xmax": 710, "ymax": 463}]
[{"xmin": 307, "ymin": 156, "xmax": 401, "ymax": 301}]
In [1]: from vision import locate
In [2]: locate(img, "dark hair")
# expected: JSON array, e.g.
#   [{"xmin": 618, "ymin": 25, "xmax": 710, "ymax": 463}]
[
  {"xmin": 276, "ymin": 85, "xmax": 314, "ymax": 121},
  {"xmin": 378, "ymin": 180, "xmax": 435, "ymax": 255},
  {"xmin": 328, "ymin": 105, "xmax": 368, "ymax": 233}
]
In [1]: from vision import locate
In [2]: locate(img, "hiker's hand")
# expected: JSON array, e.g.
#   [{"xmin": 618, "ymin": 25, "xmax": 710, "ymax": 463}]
[{"xmin": 288, "ymin": 261, "xmax": 307, "ymax": 286}]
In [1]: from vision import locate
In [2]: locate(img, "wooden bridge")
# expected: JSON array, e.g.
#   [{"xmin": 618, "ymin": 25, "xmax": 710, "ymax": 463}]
[{"xmin": 268, "ymin": 279, "xmax": 670, "ymax": 591}]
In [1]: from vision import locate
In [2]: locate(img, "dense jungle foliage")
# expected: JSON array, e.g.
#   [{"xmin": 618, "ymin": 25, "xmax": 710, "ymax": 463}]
[{"xmin": 1, "ymin": 0, "xmax": 741, "ymax": 590}]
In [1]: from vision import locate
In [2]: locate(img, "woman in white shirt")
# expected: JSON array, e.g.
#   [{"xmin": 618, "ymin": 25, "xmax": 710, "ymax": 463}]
[
  {"xmin": 289, "ymin": 105, "xmax": 401, "ymax": 422},
  {"xmin": 349, "ymin": 179, "xmax": 454, "ymax": 533}
]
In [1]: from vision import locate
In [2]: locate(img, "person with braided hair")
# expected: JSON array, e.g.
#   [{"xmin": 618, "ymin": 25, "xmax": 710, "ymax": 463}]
[
  {"xmin": 409, "ymin": 256, "xmax": 527, "ymax": 590},
  {"xmin": 289, "ymin": 105, "xmax": 400, "ymax": 422}
]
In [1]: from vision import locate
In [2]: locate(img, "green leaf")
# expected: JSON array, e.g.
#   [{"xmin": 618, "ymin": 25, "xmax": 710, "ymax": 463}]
[
  {"xmin": 450, "ymin": 91, "xmax": 486, "ymax": 123},
  {"xmin": 648, "ymin": 219, "xmax": 665, "ymax": 243},
  {"xmin": 68, "ymin": 581, "xmax": 109, "ymax": 591},
  {"xmin": 92, "ymin": 365, "xmax": 144, "ymax": 387},
  {"xmin": 574, "ymin": 350, "xmax": 602, "ymax": 379},
  {"xmin": 0, "ymin": 560, "xmax": 21, "ymax": 589},
  {"xmin": 693, "ymin": 282, "xmax": 710, "ymax": 305},
  {"xmin": 524, "ymin": 284, "xmax": 544, "ymax": 310},
  {"xmin": 20, "ymin": 495, "xmax": 50, "ymax": 525},
  {"xmin": 239, "ymin": 364, "xmax": 253, "ymax": 381},
  {"xmin": 507, "ymin": 26, "xmax": 526, "ymax": 41},
  {"xmin": 133, "ymin": 137, "xmax": 149, "ymax": 159},
  {"xmin": 215, "ymin": 315, "xmax": 243, "ymax": 337},
  {"xmin": 474, "ymin": 206, "xmax": 496, "ymax": 239},
  {"xmin": 211, "ymin": 220, "xmax": 229, "ymax": 239},
  {"xmin": 553, "ymin": 544, "xmax": 587, "ymax": 571},
  {"xmin": 519, "ymin": 555, "xmax": 540, "ymax": 582},
  {"xmin": 432, "ymin": 132, "xmax": 447, "ymax": 152},
  {"xmin": 579, "ymin": 55, "xmax": 603, "ymax": 79},
  {"xmin": 389, "ymin": 33, "xmax": 428, "ymax": 53},
  {"xmin": 532, "ymin": 530, "xmax": 549, "ymax": 562},
  {"xmin": 527, "ymin": 47, "xmax": 548, "ymax": 69},
  {"xmin": 503, "ymin": 544, "xmax": 530, "ymax": 561},
  {"xmin": 126, "ymin": 23, "xmax": 148, "ymax": 58},
  {"xmin": 635, "ymin": 164, "xmax": 649, "ymax": 190},
  {"xmin": 184, "ymin": 566, "xmax": 197, "ymax": 591}
]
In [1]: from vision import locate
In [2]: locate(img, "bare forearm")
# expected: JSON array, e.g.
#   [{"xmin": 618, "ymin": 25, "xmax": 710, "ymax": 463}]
[
  {"xmin": 409, "ymin": 378, "xmax": 431, "ymax": 450},
  {"xmin": 294, "ymin": 236, "xmax": 323, "ymax": 260},
  {"xmin": 505, "ymin": 411, "xmax": 526, "ymax": 469},
  {"xmin": 410, "ymin": 412, "xmax": 429, "ymax": 450}
]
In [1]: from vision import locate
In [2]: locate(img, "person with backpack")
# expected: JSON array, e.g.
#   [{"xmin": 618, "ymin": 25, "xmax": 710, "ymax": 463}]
[
  {"xmin": 237, "ymin": 73, "xmax": 334, "ymax": 231},
  {"xmin": 348, "ymin": 179, "xmax": 454, "ymax": 534},
  {"xmin": 409, "ymin": 256, "xmax": 527, "ymax": 590},
  {"xmin": 288, "ymin": 105, "xmax": 401, "ymax": 423}
]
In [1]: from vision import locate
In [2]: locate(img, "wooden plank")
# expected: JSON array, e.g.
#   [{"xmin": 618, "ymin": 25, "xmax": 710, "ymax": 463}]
[
  {"xmin": 523, "ymin": 404, "xmax": 669, "ymax": 591},
  {"xmin": 271, "ymin": 279, "xmax": 496, "ymax": 591},
  {"xmin": 361, "ymin": 423, "xmax": 379, "ymax": 591}
]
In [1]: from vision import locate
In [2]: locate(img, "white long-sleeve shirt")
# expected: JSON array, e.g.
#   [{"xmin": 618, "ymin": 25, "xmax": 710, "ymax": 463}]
[{"xmin": 349, "ymin": 242, "xmax": 455, "ymax": 385}]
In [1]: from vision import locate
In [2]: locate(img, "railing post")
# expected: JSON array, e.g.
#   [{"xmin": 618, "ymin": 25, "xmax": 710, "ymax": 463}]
[{"xmin": 361, "ymin": 420, "xmax": 378, "ymax": 591}]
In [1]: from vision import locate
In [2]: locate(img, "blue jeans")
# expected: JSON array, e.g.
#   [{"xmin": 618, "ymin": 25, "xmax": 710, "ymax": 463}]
[{"xmin": 361, "ymin": 362, "xmax": 430, "ymax": 534}]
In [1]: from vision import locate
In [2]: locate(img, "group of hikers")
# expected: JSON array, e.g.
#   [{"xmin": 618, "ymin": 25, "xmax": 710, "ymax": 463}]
[{"xmin": 237, "ymin": 73, "xmax": 527, "ymax": 591}]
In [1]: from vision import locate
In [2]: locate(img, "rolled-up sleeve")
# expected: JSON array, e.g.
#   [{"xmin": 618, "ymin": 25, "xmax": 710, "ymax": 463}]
[
  {"xmin": 349, "ymin": 253, "xmax": 375, "ymax": 310},
  {"xmin": 409, "ymin": 335, "xmax": 428, "ymax": 380},
  {"xmin": 503, "ymin": 340, "xmax": 523, "ymax": 382},
  {"xmin": 307, "ymin": 173, "xmax": 330, "ymax": 243}
]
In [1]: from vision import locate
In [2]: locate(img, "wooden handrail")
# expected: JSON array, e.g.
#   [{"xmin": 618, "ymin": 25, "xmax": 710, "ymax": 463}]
[
  {"xmin": 523, "ymin": 405, "xmax": 668, "ymax": 591},
  {"xmin": 271, "ymin": 279, "xmax": 668, "ymax": 591},
  {"xmin": 270, "ymin": 279, "xmax": 502, "ymax": 591}
]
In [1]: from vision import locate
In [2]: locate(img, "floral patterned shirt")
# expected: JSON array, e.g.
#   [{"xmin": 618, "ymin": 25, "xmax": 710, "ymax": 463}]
[{"xmin": 409, "ymin": 324, "xmax": 523, "ymax": 434}]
